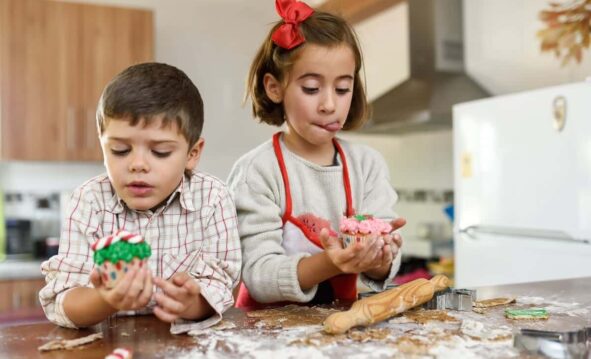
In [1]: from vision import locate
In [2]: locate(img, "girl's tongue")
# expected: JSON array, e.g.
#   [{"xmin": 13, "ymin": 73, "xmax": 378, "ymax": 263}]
[{"xmin": 319, "ymin": 122, "xmax": 341, "ymax": 132}]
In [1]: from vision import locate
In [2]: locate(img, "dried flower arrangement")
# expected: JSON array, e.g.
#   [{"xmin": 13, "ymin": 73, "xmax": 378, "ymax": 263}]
[{"xmin": 537, "ymin": 0, "xmax": 591, "ymax": 65}]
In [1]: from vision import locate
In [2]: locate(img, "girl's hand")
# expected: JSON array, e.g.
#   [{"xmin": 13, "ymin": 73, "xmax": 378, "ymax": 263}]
[
  {"xmin": 364, "ymin": 218, "xmax": 405, "ymax": 279},
  {"xmin": 153, "ymin": 273, "xmax": 212, "ymax": 323},
  {"xmin": 319, "ymin": 229, "xmax": 386, "ymax": 274},
  {"xmin": 90, "ymin": 262, "xmax": 153, "ymax": 311},
  {"xmin": 390, "ymin": 217, "xmax": 407, "ymax": 234}
]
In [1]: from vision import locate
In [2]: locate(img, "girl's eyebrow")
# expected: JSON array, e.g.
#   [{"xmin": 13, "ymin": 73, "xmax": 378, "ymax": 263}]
[{"xmin": 297, "ymin": 73, "xmax": 354, "ymax": 81}]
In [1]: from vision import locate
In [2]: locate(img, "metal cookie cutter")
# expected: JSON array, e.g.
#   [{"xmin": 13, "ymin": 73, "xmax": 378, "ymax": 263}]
[
  {"xmin": 514, "ymin": 327, "xmax": 591, "ymax": 359},
  {"xmin": 423, "ymin": 288, "xmax": 476, "ymax": 311}
]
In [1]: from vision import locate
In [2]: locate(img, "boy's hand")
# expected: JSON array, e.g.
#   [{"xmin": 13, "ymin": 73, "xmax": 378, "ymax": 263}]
[
  {"xmin": 320, "ymin": 229, "xmax": 386, "ymax": 274},
  {"xmin": 89, "ymin": 263, "xmax": 153, "ymax": 311},
  {"xmin": 153, "ymin": 273, "xmax": 211, "ymax": 323}
]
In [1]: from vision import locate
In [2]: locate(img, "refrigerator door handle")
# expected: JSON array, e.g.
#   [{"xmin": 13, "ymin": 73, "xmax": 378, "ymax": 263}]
[{"xmin": 459, "ymin": 225, "xmax": 591, "ymax": 244}]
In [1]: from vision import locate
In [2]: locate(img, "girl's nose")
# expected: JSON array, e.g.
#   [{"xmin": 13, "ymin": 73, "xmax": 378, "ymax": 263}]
[{"xmin": 319, "ymin": 91, "xmax": 336, "ymax": 114}]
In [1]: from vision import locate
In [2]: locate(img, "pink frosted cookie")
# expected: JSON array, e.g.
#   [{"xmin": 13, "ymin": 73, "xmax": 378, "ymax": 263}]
[
  {"xmin": 91, "ymin": 230, "xmax": 151, "ymax": 289},
  {"xmin": 339, "ymin": 214, "xmax": 392, "ymax": 248}
]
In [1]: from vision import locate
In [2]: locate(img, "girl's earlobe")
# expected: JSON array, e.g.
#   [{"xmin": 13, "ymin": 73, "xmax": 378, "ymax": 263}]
[{"xmin": 263, "ymin": 73, "xmax": 283, "ymax": 103}]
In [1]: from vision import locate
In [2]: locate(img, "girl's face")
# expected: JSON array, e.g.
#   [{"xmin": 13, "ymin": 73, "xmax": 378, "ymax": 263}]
[{"xmin": 268, "ymin": 43, "xmax": 356, "ymax": 151}]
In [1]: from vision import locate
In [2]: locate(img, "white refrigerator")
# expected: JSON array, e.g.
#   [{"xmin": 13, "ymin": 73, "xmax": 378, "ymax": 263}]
[{"xmin": 453, "ymin": 81, "xmax": 591, "ymax": 288}]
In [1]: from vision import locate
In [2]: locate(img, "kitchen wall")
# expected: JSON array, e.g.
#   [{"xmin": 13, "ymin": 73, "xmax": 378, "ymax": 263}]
[
  {"xmin": 465, "ymin": 0, "xmax": 591, "ymax": 95},
  {"xmin": 342, "ymin": 130, "xmax": 454, "ymax": 241}
]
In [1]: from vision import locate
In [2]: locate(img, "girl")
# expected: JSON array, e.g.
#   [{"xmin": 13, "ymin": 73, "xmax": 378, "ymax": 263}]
[{"xmin": 228, "ymin": 0, "xmax": 405, "ymax": 308}]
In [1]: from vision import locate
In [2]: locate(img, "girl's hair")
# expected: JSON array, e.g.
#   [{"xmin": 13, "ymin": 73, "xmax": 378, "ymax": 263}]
[{"xmin": 245, "ymin": 10, "xmax": 368, "ymax": 130}]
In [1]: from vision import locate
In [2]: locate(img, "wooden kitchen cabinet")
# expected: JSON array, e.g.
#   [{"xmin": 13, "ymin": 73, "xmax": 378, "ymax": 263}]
[
  {"xmin": 0, "ymin": 0, "xmax": 153, "ymax": 161},
  {"xmin": 0, "ymin": 278, "xmax": 46, "ymax": 323}
]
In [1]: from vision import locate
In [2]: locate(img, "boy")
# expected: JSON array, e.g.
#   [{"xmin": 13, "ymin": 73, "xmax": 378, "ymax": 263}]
[{"xmin": 39, "ymin": 63, "xmax": 241, "ymax": 334}]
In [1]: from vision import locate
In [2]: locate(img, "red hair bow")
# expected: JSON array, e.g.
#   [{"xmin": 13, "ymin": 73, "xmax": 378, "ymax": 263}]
[{"xmin": 271, "ymin": 0, "xmax": 314, "ymax": 50}]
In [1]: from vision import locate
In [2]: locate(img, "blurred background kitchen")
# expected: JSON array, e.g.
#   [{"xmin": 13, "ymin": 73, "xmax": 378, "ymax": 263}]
[{"xmin": 1, "ymin": 0, "xmax": 589, "ymax": 325}]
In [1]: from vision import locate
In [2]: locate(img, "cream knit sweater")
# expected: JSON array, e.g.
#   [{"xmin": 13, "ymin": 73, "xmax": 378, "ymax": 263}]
[{"xmin": 227, "ymin": 135, "xmax": 402, "ymax": 303}]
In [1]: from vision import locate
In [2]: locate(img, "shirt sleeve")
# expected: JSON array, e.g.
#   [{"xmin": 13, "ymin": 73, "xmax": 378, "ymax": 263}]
[
  {"xmin": 39, "ymin": 186, "xmax": 100, "ymax": 328},
  {"xmin": 170, "ymin": 186, "xmax": 242, "ymax": 334},
  {"xmin": 357, "ymin": 148, "xmax": 403, "ymax": 291},
  {"xmin": 228, "ymin": 166, "xmax": 317, "ymax": 304}
]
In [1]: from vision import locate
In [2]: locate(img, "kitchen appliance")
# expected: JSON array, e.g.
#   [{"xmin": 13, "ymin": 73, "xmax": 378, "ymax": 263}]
[
  {"xmin": 453, "ymin": 81, "xmax": 591, "ymax": 288},
  {"xmin": 5, "ymin": 219, "xmax": 33, "ymax": 256}
]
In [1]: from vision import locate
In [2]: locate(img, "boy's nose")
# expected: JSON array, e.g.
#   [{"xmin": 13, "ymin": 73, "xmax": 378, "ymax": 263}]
[{"xmin": 129, "ymin": 153, "xmax": 150, "ymax": 173}]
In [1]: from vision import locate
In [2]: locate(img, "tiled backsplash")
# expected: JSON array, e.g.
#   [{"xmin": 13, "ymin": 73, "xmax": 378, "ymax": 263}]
[{"xmin": 396, "ymin": 189, "xmax": 453, "ymax": 204}]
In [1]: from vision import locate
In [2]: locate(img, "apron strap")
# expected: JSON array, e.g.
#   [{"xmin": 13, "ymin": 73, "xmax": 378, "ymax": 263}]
[
  {"xmin": 272, "ymin": 132, "xmax": 292, "ymax": 224},
  {"xmin": 273, "ymin": 132, "xmax": 355, "ymax": 221},
  {"xmin": 333, "ymin": 138, "xmax": 355, "ymax": 217}
]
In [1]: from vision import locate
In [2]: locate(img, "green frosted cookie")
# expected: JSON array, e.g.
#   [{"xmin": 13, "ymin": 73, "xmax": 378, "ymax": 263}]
[{"xmin": 505, "ymin": 308, "xmax": 548, "ymax": 320}]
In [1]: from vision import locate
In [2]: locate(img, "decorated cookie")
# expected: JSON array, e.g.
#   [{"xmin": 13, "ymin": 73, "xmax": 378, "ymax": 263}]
[
  {"xmin": 105, "ymin": 348, "xmax": 133, "ymax": 359},
  {"xmin": 505, "ymin": 308, "xmax": 548, "ymax": 320},
  {"xmin": 339, "ymin": 214, "xmax": 392, "ymax": 248},
  {"xmin": 91, "ymin": 230, "xmax": 151, "ymax": 289}
]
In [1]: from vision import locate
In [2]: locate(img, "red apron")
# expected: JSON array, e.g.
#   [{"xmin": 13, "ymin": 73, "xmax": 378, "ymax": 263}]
[{"xmin": 236, "ymin": 132, "xmax": 358, "ymax": 308}]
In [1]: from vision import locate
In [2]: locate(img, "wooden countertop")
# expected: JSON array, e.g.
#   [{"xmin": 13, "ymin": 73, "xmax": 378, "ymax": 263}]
[
  {"xmin": 1, "ymin": 277, "xmax": 590, "ymax": 358},
  {"xmin": 0, "ymin": 309, "xmax": 253, "ymax": 358}
]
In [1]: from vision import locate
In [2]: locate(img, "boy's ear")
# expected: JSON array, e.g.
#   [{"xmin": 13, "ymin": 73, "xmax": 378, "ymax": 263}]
[
  {"xmin": 185, "ymin": 137, "xmax": 205, "ymax": 171},
  {"xmin": 263, "ymin": 73, "xmax": 283, "ymax": 104}
]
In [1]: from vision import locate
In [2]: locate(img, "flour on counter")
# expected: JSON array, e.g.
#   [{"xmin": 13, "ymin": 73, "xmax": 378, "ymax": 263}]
[
  {"xmin": 517, "ymin": 296, "xmax": 587, "ymax": 316},
  {"xmin": 172, "ymin": 299, "xmax": 590, "ymax": 358}
]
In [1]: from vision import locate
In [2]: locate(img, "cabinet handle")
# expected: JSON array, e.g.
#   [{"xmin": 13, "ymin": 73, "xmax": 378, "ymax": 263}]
[
  {"xmin": 66, "ymin": 107, "xmax": 76, "ymax": 150},
  {"xmin": 87, "ymin": 109, "xmax": 96, "ymax": 149},
  {"xmin": 12, "ymin": 292, "xmax": 21, "ymax": 309}
]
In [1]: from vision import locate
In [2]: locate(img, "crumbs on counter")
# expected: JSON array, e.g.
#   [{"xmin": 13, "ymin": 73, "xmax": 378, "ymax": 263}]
[{"xmin": 37, "ymin": 332, "xmax": 103, "ymax": 352}]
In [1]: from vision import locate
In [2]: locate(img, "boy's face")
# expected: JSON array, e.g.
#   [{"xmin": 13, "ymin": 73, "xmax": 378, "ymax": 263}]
[{"xmin": 100, "ymin": 117, "xmax": 204, "ymax": 211}]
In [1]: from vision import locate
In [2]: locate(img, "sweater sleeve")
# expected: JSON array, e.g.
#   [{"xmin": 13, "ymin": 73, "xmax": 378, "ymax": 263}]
[
  {"xmin": 356, "ymin": 148, "xmax": 403, "ymax": 290},
  {"xmin": 228, "ymin": 162, "xmax": 318, "ymax": 304}
]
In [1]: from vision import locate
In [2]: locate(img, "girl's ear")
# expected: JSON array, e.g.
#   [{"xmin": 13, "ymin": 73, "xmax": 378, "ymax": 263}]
[{"xmin": 263, "ymin": 73, "xmax": 283, "ymax": 103}]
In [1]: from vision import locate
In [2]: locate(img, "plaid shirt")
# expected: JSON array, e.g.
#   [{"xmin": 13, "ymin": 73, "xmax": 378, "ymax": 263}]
[{"xmin": 39, "ymin": 171, "xmax": 241, "ymax": 334}]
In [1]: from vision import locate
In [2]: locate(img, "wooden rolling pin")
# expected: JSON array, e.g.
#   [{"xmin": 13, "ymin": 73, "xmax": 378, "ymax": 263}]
[{"xmin": 323, "ymin": 275, "xmax": 450, "ymax": 334}]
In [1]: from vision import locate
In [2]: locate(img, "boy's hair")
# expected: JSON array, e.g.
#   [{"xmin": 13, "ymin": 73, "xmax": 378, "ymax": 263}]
[
  {"xmin": 97, "ymin": 62, "xmax": 204, "ymax": 148},
  {"xmin": 245, "ymin": 10, "xmax": 368, "ymax": 130}
]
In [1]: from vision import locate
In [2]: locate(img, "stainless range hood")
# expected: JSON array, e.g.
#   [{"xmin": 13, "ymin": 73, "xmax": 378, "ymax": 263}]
[{"xmin": 360, "ymin": 0, "xmax": 490, "ymax": 134}]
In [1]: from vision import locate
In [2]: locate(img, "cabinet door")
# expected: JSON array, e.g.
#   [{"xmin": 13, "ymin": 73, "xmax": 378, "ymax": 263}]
[
  {"xmin": 0, "ymin": 278, "xmax": 46, "ymax": 323},
  {"xmin": 72, "ymin": 3, "xmax": 154, "ymax": 161},
  {"xmin": 0, "ymin": 0, "xmax": 153, "ymax": 161},
  {"xmin": 0, "ymin": 0, "xmax": 68, "ymax": 160}
]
